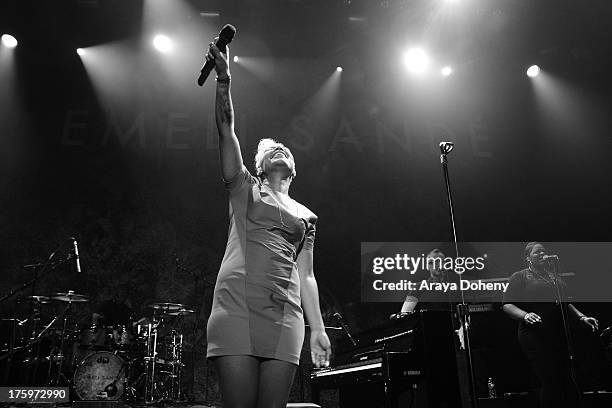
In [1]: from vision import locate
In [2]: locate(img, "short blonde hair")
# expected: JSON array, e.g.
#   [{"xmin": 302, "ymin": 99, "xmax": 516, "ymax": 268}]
[{"xmin": 254, "ymin": 138, "xmax": 296, "ymax": 179}]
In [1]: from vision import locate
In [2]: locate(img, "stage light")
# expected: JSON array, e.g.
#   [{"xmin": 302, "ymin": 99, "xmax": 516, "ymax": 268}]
[
  {"xmin": 441, "ymin": 66, "xmax": 453, "ymax": 77},
  {"xmin": 77, "ymin": 48, "xmax": 86, "ymax": 56},
  {"xmin": 153, "ymin": 34, "xmax": 173, "ymax": 53},
  {"xmin": 404, "ymin": 48, "xmax": 429, "ymax": 74},
  {"xmin": 336, "ymin": 66, "xmax": 343, "ymax": 72},
  {"xmin": 233, "ymin": 56, "xmax": 239, "ymax": 63},
  {"xmin": 527, "ymin": 65, "xmax": 540, "ymax": 78},
  {"xmin": 1, "ymin": 34, "xmax": 18, "ymax": 48}
]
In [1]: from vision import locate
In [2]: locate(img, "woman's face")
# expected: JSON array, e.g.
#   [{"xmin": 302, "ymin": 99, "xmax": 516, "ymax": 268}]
[
  {"xmin": 262, "ymin": 143, "xmax": 295, "ymax": 177},
  {"xmin": 527, "ymin": 243, "xmax": 547, "ymax": 268}
]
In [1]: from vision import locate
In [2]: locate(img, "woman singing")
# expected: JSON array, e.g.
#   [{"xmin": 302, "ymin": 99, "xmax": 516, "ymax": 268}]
[
  {"xmin": 204, "ymin": 41, "xmax": 331, "ymax": 408},
  {"xmin": 502, "ymin": 242, "xmax": 598, "ymax": 408}
]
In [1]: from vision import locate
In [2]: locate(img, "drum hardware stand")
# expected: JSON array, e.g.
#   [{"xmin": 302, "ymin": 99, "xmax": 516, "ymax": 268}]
[
  {"xmin": 439, "ymin": 141, "xmax": 478, "ymax": 408},
  {"xmin": 47, "ymin": 302, "xmax": 73, "ymax": 386},
  {"xmin": 167, "ymin": 330, "xmax": 184, "ymax": 401},
  {"xmin": 103, "ymin": 361, "xmax": 128, "ymax": 398},
  {"xmin": 24, "ymin": 301, "xmax": 44, "ymax": 385},
  {"xmin": 1, "ymin": 318, "xmax": 17, "ymax": 385},
  {"xmin": 144, "ymin": 322, "xmax": 159, "ymax": 404}
]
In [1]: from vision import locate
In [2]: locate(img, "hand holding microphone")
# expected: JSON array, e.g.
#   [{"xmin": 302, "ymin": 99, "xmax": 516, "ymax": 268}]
[
  {"xmin": 206, "ymin": 40, "xmax": 230, "ymax": 80},
  {"xmin": 198, "ymin": 24, "xmax": 236, "ymax": 86}
]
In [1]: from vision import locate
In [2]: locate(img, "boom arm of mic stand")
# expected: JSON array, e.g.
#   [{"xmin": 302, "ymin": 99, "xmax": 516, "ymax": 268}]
[
  {"xmin": 1, "ymin": 239, "xmax": 80, "ymax": 304},
  {"xmin": 0, "ymin": 253, "xmax": 57, "ymax": 304}
]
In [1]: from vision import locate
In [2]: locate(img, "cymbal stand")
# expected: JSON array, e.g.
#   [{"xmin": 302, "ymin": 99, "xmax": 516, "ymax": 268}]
[
  {"xmin": 2, "ymin": 318, "xmax": 17, "ymax": 385},
  {"xmin": 144, "ymin": 321, "xmax": 159, "ymax": 404},
  {"xmin": 24, "ymin": 300, "xmax": 43, "ymax": 385},
  {"xmin": 47, "ymin": 302, "xmax": 72, "ymax": 386},
  {"xmin": 168, "ymin": 329, "xmax": 184, "ymax": 401}
]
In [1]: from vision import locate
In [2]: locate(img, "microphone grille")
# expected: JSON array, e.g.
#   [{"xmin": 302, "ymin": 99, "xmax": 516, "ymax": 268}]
[{"xmin": 220, "ymin": 24, "xmax": 236, "ymax": 41}]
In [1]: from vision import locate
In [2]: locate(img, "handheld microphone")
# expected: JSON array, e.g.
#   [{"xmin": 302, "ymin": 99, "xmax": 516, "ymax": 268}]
[
  {"xmin": 71, "ymin": 238, "xmax": 82, "ymax": 273},
  {"xmin": 197, "ymin": 24, "xmax": 236, "ymax": 86},
  {"xmin": 542, "ymin": 255, "xmax": 559, "ymax": 261},
  {"xmin": 333, "ymin": 312, "xmax": 358, "ymax": 347}
]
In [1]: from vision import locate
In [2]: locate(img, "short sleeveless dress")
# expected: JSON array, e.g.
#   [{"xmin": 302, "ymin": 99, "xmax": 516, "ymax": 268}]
[{"xmin": 206, "ymin": 165, "xmax": 317, "ymax": 364}]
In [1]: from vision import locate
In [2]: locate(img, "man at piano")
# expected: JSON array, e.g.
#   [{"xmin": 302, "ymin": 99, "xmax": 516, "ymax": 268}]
[{"xmin": 391, "ymin": 248, "xmax": 457, "ymax": 318}]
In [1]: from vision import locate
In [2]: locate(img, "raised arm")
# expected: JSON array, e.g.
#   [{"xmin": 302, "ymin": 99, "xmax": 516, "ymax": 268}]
[{"xmin": 208, "ymin": 42, "xmax": 243, "ymax": 181}]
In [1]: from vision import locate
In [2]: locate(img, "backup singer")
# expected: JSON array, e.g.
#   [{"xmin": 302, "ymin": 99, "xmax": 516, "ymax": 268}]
[
  {"xmin": 502, "ymin": 242, "xmax": 598, "ymax": 408},
  {"xmin": 204, "ymin": 42, "xmax": 331, "ymax": 408}
]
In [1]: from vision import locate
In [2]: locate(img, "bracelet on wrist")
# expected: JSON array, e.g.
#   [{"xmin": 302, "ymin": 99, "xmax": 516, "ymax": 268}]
[{"xmin": 216, "ymin": 75, "xmax": 231, "ymax": 83}]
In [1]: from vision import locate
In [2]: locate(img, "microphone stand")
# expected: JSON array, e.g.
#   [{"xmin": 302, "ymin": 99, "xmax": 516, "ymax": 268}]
[
  {"xmin": 0, "ymin": 261, "xmax": 58, "ymax": 305},
  {"xmin": 439, "ymin": 142, "xmax": 478, "ymax": 408},
  {"xmin": 0, "ymin": 238, "xmax": 77, "ymax": 304},
  {"xmin": 333, "ymin": 313, "xmax": 358, "ymax": 347},
  {"xmin": 548, "ymin": 259, "xmax": 581, "ymax": 402}
]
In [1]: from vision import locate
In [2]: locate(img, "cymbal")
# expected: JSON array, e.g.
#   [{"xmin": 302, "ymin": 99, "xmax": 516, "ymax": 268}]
[
  {"xmin": 133, "ymin": 316, "xmax": 156, "ymax": 327},
  {"xmin": 166, "ymin": 308, "xmax": 194, "ymax": 316},
  {"xmin": 26, "ymin": 295, "xmax": 52, "ymax": 303},
  {"xmin": 148, "ymin": 302, "xmax": 187, "ymax": 312},
  {"xmin": 51, "ymin": 291, "xmax": 89, "ymax": 303}
]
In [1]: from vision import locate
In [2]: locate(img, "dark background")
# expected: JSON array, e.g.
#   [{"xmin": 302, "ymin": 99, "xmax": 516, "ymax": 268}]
[{"xmin": 1, "ymin": 0, "xmax": 611, "ymax": 402}]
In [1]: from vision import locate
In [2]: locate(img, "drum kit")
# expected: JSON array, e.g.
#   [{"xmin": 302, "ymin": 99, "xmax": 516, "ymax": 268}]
[{"xmin": 1, "ymin": 290, "xmax": 194, "ymax": 404}]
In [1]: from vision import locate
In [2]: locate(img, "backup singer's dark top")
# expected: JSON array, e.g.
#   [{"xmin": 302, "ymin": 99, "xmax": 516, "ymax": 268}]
[
  {"xmin": 503, "ymin": 268, "xmax": 568, "ymax": 341},
  {"xmin": 206, "ymin": 166, "xmax": 317, "ymax": 364}
]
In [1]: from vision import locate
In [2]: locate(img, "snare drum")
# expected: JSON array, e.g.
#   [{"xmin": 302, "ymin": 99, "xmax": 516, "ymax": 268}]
[{"xmin": 73, "ymin": 351, "xmax": 125, "ymax": 400}]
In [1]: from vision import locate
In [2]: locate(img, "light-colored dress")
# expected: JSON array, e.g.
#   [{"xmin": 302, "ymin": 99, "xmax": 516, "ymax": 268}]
[{"xmin": 206, "ymin": 166, "xmax": 317, "ymax": 364}]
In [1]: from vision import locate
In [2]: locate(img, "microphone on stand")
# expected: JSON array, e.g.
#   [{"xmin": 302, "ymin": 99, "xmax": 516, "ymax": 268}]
[
  {"xmin": 70, "ymin": 237, "xmax": 81, "ymax": 273},
  {"xmin": 542, "ymin": 254, "xmax": 560, "ymax": 278},
  {"xmin": 197, "ymin": 24, "xmax": 236, "ymax": 86},
  {"xmin": 333, "ymin": 312, "xmax": 358, "ymax": 347},
  {"xmin": 439, "ymin": 141, "xmax": 455, "ymax": 155}
]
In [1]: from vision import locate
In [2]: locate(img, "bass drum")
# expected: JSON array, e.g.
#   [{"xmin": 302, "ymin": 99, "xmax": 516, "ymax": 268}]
[{"xmin": 74, "ymin": 351, "xmax": 125, "ymax": 400}]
